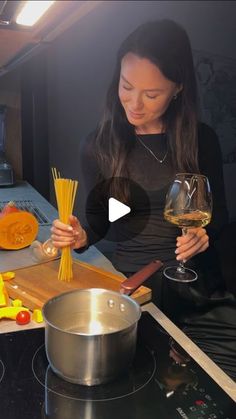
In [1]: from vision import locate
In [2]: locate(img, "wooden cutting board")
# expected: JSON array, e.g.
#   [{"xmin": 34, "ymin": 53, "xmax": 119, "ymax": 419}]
[{"xmin": 4, "ymin": 259, "xmax": 151, "ymax": 311}]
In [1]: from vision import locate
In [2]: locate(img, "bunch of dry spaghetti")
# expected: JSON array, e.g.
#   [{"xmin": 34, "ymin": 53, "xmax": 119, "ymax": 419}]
[{"xmin": 52, "ymin": 168, "xmax": 78, "ymax": 281}]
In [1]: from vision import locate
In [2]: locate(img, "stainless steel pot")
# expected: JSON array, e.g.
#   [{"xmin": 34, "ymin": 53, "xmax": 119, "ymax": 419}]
[{"xmin": 43, "ymin": 260, "xmax": 163, "ymax": 386}]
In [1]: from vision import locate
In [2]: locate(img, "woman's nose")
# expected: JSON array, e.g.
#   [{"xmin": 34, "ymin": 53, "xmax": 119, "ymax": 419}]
[{"xmin": 131, "ymin": 94, "xmax": 143, "ymax": 110}]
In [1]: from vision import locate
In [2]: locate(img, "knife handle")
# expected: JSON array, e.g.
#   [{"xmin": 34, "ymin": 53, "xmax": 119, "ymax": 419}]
[{"xmin": 120, "ymin": 260, "xmax": 163, "ymax": 295}]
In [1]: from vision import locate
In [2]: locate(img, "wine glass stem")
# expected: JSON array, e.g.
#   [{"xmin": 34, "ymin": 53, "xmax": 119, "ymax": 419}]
[
  {"xmin": 176, "ymin": 227, "xmax": 188, "ymax": 274},
  {"xmin": 182, "ymin": 227, "xmax": 188, "ymax": 236},
  {"xmin": 177, "ymin": 261, "xmax": 186, "ymax": 274}
]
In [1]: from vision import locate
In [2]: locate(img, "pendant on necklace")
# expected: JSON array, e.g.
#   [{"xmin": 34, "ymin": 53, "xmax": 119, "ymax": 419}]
[{"xmin": 136, "ymin": 134, "xmax": 168, "ymax": 164}]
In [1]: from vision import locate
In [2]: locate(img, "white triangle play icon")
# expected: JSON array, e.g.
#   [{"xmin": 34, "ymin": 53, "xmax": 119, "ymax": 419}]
[{"xmin": 108, "ymin": 197, "xmax": 131, "ymax": 222}]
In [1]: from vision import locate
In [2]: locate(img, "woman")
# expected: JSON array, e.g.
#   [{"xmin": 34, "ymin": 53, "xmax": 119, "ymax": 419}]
[{"xmin": 51, "ymin": 20, "xmax": 235, "ymax": 378}]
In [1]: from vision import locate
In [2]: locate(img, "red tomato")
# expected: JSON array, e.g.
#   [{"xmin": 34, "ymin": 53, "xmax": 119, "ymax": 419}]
[{"xmin": 16, "ymin": 310, "xmax": 31, "ymax": 325}]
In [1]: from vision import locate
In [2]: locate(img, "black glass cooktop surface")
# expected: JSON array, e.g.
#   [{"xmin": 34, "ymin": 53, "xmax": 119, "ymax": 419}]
[{"xmin": 0, "ymin": 312, "xmax": 235, "ymax": 419}]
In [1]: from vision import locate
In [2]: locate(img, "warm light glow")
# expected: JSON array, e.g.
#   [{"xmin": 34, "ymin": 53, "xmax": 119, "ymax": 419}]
[{"xmin": 16, "ymin": 1, "xmax": 55, "ymax": 26}]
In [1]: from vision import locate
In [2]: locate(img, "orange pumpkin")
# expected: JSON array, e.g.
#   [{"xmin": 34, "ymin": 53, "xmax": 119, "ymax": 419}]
[{"xmin": 0, "ymin": 202, "xmax": 39, "ymax": 250}]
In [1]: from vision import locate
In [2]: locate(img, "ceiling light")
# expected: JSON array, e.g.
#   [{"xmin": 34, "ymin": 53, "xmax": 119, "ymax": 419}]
[{"xmin": 16, "ymin": 1, "xmax": 55, "ymax": 26}]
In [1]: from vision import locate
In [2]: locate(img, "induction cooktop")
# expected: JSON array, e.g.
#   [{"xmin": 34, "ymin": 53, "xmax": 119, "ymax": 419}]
[{"xmin": 0, "ymin": 311, "xmax": 235, "ymax": 419}]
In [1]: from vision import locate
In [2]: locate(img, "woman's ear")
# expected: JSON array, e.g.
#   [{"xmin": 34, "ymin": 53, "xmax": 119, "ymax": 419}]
[
  {"xmin": 176, "ymin": 84, "xmax": 183, "ymax": 95},
  {"xmin": 173, "ymin": 84, "xmax": 183, "ymax": 100}
]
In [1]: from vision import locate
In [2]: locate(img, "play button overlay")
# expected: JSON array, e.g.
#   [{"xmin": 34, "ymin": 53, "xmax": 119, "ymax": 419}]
[
  {"xmin": 85, "ymin": 177, "xmax": 151, "ymax": 243},
  {"xmin": 108, "ymin": 198, "xmax": 131, "ymax": 222}
]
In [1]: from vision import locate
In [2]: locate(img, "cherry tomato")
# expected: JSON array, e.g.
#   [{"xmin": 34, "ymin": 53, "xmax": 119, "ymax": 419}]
[{"xmin": 16, "ymin": 310, "xmax": 31, "ymax": 325}]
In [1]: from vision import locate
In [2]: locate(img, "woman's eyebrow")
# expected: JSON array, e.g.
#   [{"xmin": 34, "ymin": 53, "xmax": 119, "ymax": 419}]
[
  {"xmin": 121, "ymin": 75, "xmax": 164, "ymax": 92},
  {"xmin": 121, "ymin": 75, "xmax": 133, "ymax": 85}
]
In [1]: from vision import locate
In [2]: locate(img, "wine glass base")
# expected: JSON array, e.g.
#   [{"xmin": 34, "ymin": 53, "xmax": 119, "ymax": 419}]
[
  {"xmin": 163, "ymin": 266, "xmax": 197, "ymax": 283},
  {"xmin": 30, "ymin": 240, "xmax": 59, "ymax": 262}
]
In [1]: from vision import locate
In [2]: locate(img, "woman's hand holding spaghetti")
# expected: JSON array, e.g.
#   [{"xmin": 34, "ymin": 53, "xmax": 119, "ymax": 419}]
[{"xmin": 51, "ymin": 215, "xmax": 88, "ymax": 250}]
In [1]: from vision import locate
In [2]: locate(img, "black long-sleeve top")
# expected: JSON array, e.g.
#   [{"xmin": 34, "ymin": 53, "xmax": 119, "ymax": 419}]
[{"xmin": 78, "ymin": 122, "xmax": 229, "ymax": 274}]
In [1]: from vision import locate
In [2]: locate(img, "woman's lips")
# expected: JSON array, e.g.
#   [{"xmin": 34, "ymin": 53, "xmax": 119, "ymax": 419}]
[{"xmin": 128, "ymin": 110, "xmax": 145, "ymax": 119}]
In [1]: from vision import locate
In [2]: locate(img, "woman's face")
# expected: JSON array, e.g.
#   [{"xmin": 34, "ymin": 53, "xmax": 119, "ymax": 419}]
[{"xmin": 118, "ymin": 53, "xmax": 181, "ymax": 133}]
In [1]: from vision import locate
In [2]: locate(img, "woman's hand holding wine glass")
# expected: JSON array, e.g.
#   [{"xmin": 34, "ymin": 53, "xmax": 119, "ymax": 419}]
[
  {"xmin": 164, "ymin": 173, "xmax": 212, "ymax": 282},
  {"xmin": 175, "ymin": 226, "xmax": 209, "ymax": 263}
]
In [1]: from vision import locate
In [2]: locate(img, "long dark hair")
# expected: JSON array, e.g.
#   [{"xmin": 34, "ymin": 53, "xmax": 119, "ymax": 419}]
[{"xmin": 94, "ymin": 19, "xmax": 199, "ymax": 202}]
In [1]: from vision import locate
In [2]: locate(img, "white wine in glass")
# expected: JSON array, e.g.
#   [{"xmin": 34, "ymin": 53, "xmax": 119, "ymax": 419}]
[{"xmin": 163, "ymin": 173, "xmax": 212, "ymax": 282}]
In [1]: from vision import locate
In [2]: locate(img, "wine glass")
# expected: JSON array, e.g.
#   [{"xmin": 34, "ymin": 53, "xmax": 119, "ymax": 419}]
[
  {"xmin": 163, "ymin": 173, "xmax": 212, "ymax": 282},
  {"xmin": 30, "ymin": 238, "xmax": 59, "ymax": 262}
]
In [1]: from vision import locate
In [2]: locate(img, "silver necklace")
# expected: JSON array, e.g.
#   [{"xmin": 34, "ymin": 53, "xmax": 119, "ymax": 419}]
[{"xmin": 136, "ymin": 134, "xmax": 168, "ymax": 164}]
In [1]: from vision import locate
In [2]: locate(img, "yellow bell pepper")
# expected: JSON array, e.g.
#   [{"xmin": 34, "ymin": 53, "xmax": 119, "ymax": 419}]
[
  {"xmin": 32, "ymin": 309, "xmax": 44, "ymax": 323},
  {"xmin": 1, "ymin": 271, "xmax": 15, "ymax": 281},
  {"xmin": 0, "ymin": 275, "xmax": 9, "ymax": 307},
  {"xmin": 0, "ymin": 306, "xmax": 29, "ymax": 320}
]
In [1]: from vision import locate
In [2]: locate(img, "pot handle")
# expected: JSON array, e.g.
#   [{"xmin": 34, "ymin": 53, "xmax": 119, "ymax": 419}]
[{"xmin": 120, "ymin": 259, "xmax": 163, "ymax": 295}]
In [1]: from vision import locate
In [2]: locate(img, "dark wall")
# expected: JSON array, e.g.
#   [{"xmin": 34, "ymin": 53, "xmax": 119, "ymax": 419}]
[
  {"xmin": 0, "ymin": 70, "xmax": 22, "ymax": 179},
  {"xmin": 21, "ymin": 53, "xmax": 49, "ymax": 199},
  {"xmin": 45, "ymin": 1, "xmax": 236, "ymax": 221}
]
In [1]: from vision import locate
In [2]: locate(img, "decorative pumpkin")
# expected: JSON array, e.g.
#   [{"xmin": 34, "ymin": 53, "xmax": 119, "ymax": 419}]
[{"xmin": 0, "ymin": 202, "xmax": 39, "ymax": 250}]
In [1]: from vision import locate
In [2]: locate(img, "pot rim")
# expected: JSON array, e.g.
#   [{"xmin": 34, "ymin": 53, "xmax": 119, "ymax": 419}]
[{"xmin": 42, "ymin": 288, "xmax": 142, "ymax": 336}]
